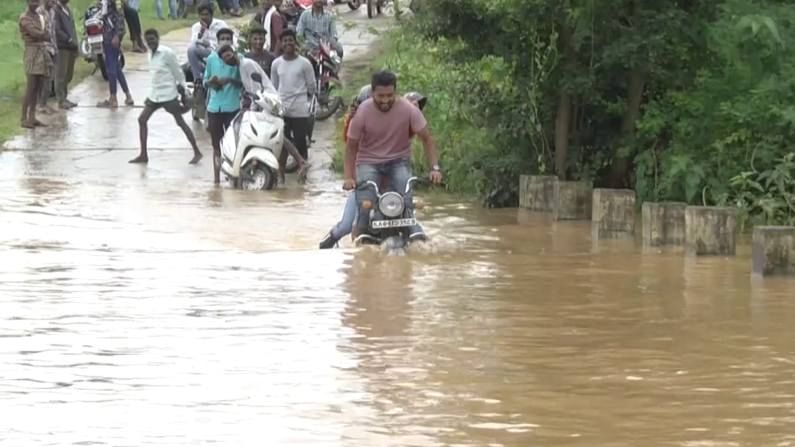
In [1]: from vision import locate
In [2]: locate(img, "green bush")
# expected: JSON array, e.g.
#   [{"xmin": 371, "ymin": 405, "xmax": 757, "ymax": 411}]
[{"xmin": 356, "ymin": 0, "xmax": 795, "ymax": 225}]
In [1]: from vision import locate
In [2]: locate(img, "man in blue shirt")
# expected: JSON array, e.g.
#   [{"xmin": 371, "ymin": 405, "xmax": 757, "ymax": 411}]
[{"xmin": 204, "ymin": 29, "xmax": 242, "ymax": 184}]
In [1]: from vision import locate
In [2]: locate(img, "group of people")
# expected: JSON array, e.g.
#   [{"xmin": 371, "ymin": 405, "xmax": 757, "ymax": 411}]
[
  {"xmin": 20, "ymin": 0, "xmax": 443, "ymax": 246},
  {"xmin": 18, "ymin": 0, "xmax": 80, "ymax": 129},
  {"xmin": 133, "ymin": 0, "xmax": 341, "ymax": 184}
]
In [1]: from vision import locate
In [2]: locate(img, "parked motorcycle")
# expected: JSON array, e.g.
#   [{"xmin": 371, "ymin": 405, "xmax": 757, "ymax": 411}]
[
  {"xmin": 79, "ymin": 3, "xmax": 124, "ymax": 81},
  {"xmin": 354, "ymin": 177, "xmax": 423, "ymax": 249},
  {"xmin": 219, "ymin": 73, "xmax": 285, "ymax": 191}
]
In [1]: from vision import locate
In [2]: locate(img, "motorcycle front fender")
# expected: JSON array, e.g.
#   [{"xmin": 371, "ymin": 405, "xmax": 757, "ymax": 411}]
[{"xmin": 242, "ymin": 148, "xmax": 279, "ymax": 172}]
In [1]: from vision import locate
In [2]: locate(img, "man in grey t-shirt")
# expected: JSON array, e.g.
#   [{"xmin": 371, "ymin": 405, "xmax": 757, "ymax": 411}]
[{"xmin": 270, "ymin": 29, "xmax": 316, "ymax": 161}]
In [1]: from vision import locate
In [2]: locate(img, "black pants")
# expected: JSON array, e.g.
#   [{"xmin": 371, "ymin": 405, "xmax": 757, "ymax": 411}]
[
  {"xmin": 284, "ymin": 116, "xmax": 310, "ymax": 161},
  {"xmin": 124, "ymin": 5, "xmax": 143, "ymax": 47},
  {"xmin": 208, "ymin": 111, "xmax": 238, "ymax": 157}
]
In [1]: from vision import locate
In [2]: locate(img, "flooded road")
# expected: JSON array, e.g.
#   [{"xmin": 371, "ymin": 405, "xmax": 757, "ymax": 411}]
[{"xmin": 3, "ymin": 8, "xmax": 795, "ymax": 447}]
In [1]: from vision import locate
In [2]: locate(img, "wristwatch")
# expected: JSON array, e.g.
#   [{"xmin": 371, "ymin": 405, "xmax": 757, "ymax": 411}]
[{"xmin": 431, "ymin": 164, "xmax": 441, "ymax": 172}]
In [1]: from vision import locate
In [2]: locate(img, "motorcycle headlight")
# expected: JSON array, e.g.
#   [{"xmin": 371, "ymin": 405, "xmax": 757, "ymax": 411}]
[{"xmin": 378, "ymin": 192, "xmax": 405, "ymax": 218}]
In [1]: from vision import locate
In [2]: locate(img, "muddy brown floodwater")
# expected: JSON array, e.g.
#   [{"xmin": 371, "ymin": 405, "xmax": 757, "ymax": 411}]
[{"xmin": 2, "ymin": 6, "xmax": 795, "ymax": 447}]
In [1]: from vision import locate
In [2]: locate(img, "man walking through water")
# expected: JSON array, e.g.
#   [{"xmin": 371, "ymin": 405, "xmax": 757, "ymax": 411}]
[
  {"xmin": 344, "ymin": 71, "xmax": 443, "ymax": 242},
  {"xmin": 271, "ymin": 29, "xmax": 315, "ymax": 161},
  {"xmin": 205, "ymin": 40, "xmax": 242, "ymax": 184},
  {"xmin": 130, "ymin": 29, "xmax": 203, "ymax": 165}
]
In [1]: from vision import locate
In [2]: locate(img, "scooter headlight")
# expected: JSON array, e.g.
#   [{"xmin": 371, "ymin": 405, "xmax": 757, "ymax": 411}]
[{"xmin": 378, "ymin": 192, "xmax": 405, "ymax": 218}]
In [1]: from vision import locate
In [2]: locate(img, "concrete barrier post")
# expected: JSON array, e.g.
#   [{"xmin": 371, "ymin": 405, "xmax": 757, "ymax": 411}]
[
  {"xmin": 684, "ymin": 206, "xmax": 737, "ymax": 256},
  {"xmin": 591, "ymin": 189, "xmax": 636, "ymax": 239},
  {"xmin": 553, "ymin": 180, "xmax": 592, "ymax": 221},
  {"xmin": 641, "ymin": 202, "xmax": 687, "ymax": 247},
  {"xmin": 752, "ymin": 226, "xmax": 795, "ymax": 276},
  {"xmin": 519, "ymin": 175, "xmax": 557, "ymax": 212}
]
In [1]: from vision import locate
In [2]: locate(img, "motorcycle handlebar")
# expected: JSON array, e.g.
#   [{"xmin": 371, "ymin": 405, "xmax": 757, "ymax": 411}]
[{"xmin": 353, "ymin": 177, "xmax": 428, "ymax": 195}]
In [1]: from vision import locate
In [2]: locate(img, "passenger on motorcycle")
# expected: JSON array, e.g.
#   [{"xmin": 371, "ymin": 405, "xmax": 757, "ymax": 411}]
[
  {"xmin": 187, "ymin": 3, "xmax": 230, "ymax": 83},
  {"xmin": 343, "ymin": 70, "xmax": 441, "ymax": 242},
  {"xmin": 320, "ymin": 88, "xmax": 428, "ymax": 249},
  {"xmin": 296, "ymin": 0, "xmax": 343, "ymax": 58}
]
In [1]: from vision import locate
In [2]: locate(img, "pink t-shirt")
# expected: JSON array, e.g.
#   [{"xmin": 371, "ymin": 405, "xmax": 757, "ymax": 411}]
[{"xmin": 347, "ymin": 97, "xmax": 428, "ymax": 165}]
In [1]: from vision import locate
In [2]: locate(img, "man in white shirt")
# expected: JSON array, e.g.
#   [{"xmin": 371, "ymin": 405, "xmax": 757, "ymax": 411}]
[
  {"xmin": 130, "ymin": 28, "xmax": 203, "ymax": 165},
  {"xmin": 186, "ymin": 3, "xmax": 230, "ymax": 83}
]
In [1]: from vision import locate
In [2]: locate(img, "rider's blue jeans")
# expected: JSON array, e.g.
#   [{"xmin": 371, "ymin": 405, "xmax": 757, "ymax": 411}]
[
  {"xmin": 330, "ymin": 193, "xmax": 357, "ymax": 241},
  {"xmin": 187, "ymin": 42, "xmax": 211, "ymax": 83},
  {"xmin": 354, "ymin": 159, "xmax": 424, "ymax": 237},
  {"xmin": 155, "ymin": 0, "xmax": 178, "ymax": 19}
]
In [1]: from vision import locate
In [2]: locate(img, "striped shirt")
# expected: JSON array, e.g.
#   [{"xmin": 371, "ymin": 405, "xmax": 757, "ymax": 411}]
[{"xmin": 296, "ymin": 9, "xmax": 337, "ymax": 52}]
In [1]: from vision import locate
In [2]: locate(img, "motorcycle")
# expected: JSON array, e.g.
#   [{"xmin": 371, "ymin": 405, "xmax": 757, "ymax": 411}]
[
  {"xmin": 307, "ymin": 32, "xmax": 344, "ymax": 122},
  {"xmin": 219, "ymin": 73, "xmax": 285, "ymax": 191},
  {"xmin": 354, "ymin": 177, "xmax": 424, "ymax": 250},
  {"xmin": 79, "ymin": 3, "xmax": 124, "ymax": 81}
]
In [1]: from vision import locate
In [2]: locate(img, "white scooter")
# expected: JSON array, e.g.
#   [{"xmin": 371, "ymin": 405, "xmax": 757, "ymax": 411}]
[{"xmin": 219, "ymin": 73, "xmax": 285, "ymax": 191}]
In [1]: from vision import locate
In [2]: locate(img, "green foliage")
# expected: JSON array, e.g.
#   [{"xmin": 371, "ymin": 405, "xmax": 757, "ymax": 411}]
[
  {"xmin": 377, "ymin": 0, "xmax": 795, "ymax": 224},
  {"xmin": 633, "ymin": 0, "xmax": 795, "ymax": 228},
  {"xmin": 715, "ymin": 153, "xmax": 795, "ymax": 228}
]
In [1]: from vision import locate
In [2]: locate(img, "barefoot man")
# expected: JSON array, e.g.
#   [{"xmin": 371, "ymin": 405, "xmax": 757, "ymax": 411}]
[{"xmin": 130, "ymin": 29, "xmax": 203, "ymax": 164}]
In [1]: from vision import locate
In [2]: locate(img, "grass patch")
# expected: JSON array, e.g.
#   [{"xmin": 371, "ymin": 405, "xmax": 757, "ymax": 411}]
[{"xmin": 0, "ymin": 0, "xmax": 229, "ymax": 145}]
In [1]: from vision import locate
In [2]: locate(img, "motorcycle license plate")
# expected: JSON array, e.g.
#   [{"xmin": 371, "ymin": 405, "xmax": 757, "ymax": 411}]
[
  {"xmin": 372, "ymin": 218, "xmax": 416, "ymax": 229},
  {"xmin": 88, "ymin": 35, "xmax": 103, "ymax": 44}
]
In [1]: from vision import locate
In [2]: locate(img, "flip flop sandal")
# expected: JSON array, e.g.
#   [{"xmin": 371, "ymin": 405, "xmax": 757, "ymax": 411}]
[
  {"xmin": 125, "ymin": 98, "xmax": 135, "ymax": 106},
  {"xmin": 96, "ymin": 100, "xmax": 116, "ymax": 108}
]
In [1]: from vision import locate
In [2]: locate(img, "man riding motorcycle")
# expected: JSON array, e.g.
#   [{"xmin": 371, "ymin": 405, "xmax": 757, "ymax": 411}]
[
  {"xmin": 296, "ymin": 0, "xmax": 343, "ymax": 58},
  {"xmin": 343, "ymin": 70, "xmax": 441, "ymax": 243},
  {"xmin": 320, "ymin": 88, "xmax": 429, "ymax": 249}
]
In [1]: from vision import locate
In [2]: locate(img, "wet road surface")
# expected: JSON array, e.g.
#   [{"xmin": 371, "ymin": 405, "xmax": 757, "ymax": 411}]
[{"xmin": 3, "ymin": 7, "xmax": 795, "ymax": 447}]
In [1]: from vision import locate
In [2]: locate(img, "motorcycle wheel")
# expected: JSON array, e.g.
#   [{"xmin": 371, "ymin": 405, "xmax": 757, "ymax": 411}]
[
  {"xmin": 315, "ymin": 95, "xmax": 343, "ymax": 121},
  {"xmin": 348, "ymin": 0, "xmax": 360, "ymax": 9},
  {"xmin": 241, "ymin": 165, "xmax": 276, "ymax": 191},
  {"xmin": 367, "ymin": 0, "xmax": 375, "ymax": 18}
]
